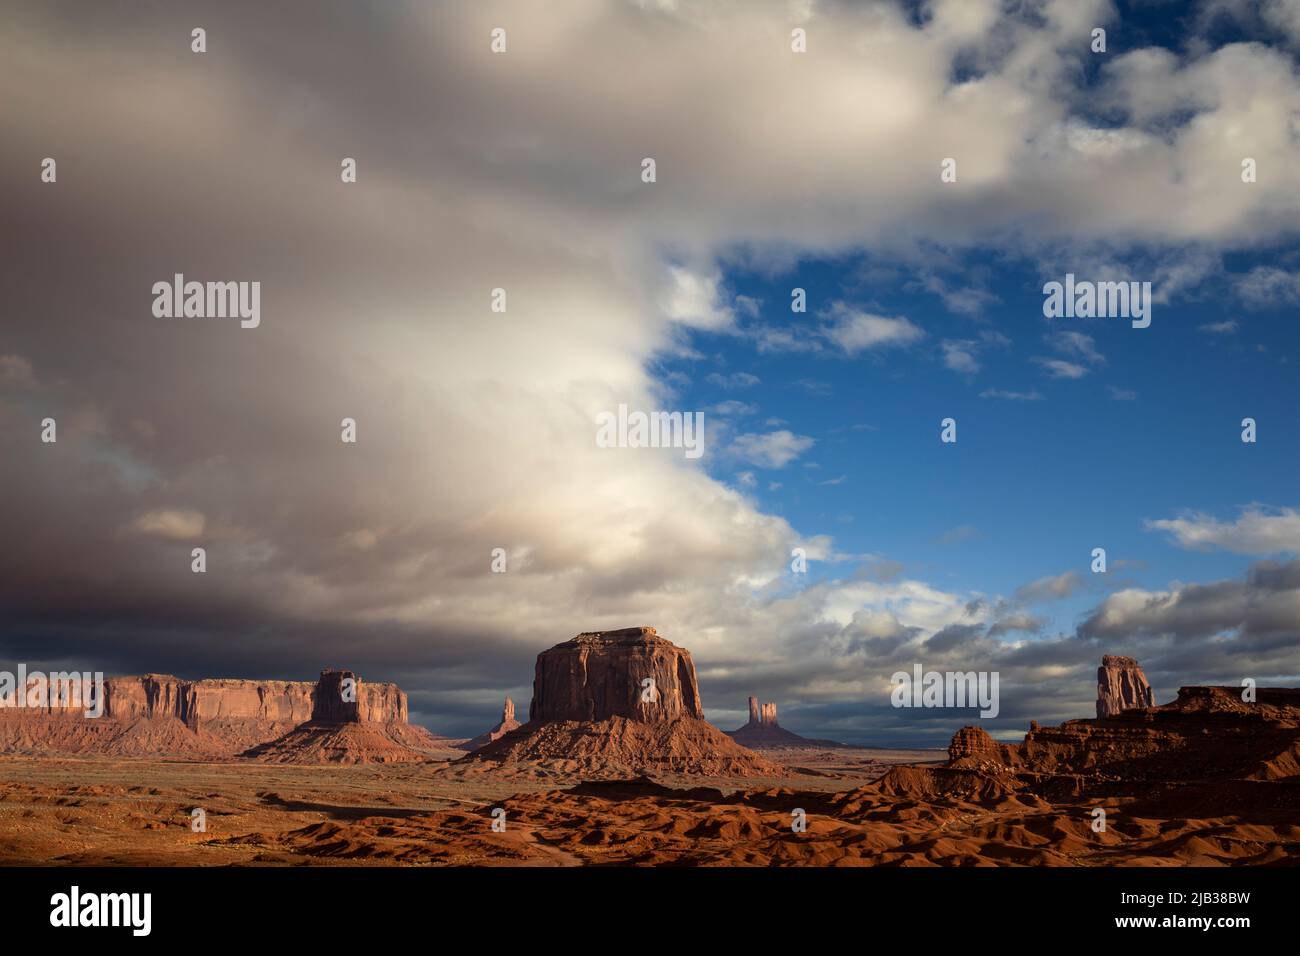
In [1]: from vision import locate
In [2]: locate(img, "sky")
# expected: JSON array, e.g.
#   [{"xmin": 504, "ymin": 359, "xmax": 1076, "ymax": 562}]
[{"xmin": 3, "ymin": 0, "xmax": 1300, "ymax": 747}]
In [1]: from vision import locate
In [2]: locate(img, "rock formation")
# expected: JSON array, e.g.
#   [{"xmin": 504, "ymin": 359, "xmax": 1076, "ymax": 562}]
[
  {"xmin": 1096, "ymin": 655, "xmax": 1154, "ymax": 717},
  {"xmin": 0, "ymin": 671, "xmax": 409, "ymax": 727},
  {"xmin": 459, "ymin": 697, "xmax": 523, "ymax": 751},
  {"xmin": 468, "ymin": 627, "xmax": 784, "ymax": 777},
  {"xmin": 943, "ymin": 665, "xmax": 1300, "ymax": 808},
  {"xmin": 242, "ymin": 670, "xmax": 443, "ymax": 763},
  {"xmin": 1015, "ymin": 685, "xmax": 1300, "ymax": 787},
  {"xmin": 741, "ymin": 697, "xmax": 781, "ymax": 728},
  {"xmin": 529, "ymin": 627, "xmax": 704, "ymax": 723},
  {"xmin": 946, "ymin": 725, "xmax": 1018, "ymax": 771},
  {"xmin": 726, "ymin": 696, "xmax": 845, "ymax": 749},
  {"xmin": 0, "ymin": 669, "xmax": 448, "ymax": 762}
]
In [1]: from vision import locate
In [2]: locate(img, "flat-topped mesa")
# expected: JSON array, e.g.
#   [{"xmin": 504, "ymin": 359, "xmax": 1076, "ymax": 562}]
[
  {"xmin": 308, "ymin": 669, "xmax": 409, "ymax": 725},
  {"xmin": 471, "ymin": 628, "xmax": 785, "ymax": 777},
  {"xmin": 529, "ymin": 626, "xmax": 703, "ymax": 723},
  {"xmin": 1097, "ymin": 654, "xmax": 1155, "ymax": 718},
  {"xmin": 101, "ymin": 675, "xmax": 317, "ymax": 727},
  {"xmin": 91, "ymin": 672, "xmax": 409, "ymax": 727}
]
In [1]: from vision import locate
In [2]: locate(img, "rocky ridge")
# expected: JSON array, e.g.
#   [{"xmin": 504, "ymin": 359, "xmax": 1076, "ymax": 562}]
[{"xmin": 940, "ymin": 661, "xmax": 1300, "ymax": 811}]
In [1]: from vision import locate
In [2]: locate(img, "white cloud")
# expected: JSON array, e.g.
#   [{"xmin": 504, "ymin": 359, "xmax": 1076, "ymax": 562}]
[
  {"xmin": 705, "ymin": 371, "xmax": 760, "ymax": 390},
  {"xmin": 1147, "ymin": 505, "xmax": 1300, "ymax": 554},
  {"xmin": 731, "ymin": 430, "xmax": 815, "ymax": 469},
  {"xmin": 940, "ymin": 339, "xmax": 981, "ymax": 374},
  {"xmin": 1016, "ymin": 570, "xmax": 1083, "ymax": 602},
  {"xmin": 939, "ymin": 328, "xmax": 1012, "ymax": 376},
  {"xmin": 752, "ymin": 326, "xmax": 823, "ymax": 354},
  {"xmin": 1236, "ymin": 267, "xmax": 1300, "ymax": 307},
  {"xmin": 734, "ymin": 294, "xmax": 762, "ymax": 319},
  {"xmin": 1033, "ymin": 357, "xmax": 1089, "ymax": 379},
  {"xmin": 660, "ymin": 265, "xmax": 734, "ymax": 330},
  {"xmin": 823, "ymin": 303, "xmax": 925, "ymax": 355},
  {"xmin": 1047, "ymin": 330, "xmax": 1105, "ymax": 365},
  {"xmin": 914, "ymin": 272, "xmax": 1000, "ymax": 315},
  {"xmin": 1264, "ymin": 0, "xmax": 1300, "ymax": 46},
  {"xmin": 708, "ymin": 399, "xmax": 757, "ymax": 416}
]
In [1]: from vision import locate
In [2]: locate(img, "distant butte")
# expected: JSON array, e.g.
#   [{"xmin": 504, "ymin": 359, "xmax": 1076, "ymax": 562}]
[
  {"xmin": 0, "ymin": 669, "xmax": 454, "ymax": 763},
  {"xmin": 726, "ymin": 696, "xmax": 846, "ymax": 749},
  {"xmin": 243, "ymin": 669, "xmax": 443, "ymax": 764},
  {"xmin": 459, "ymin": 696, "xmax": 522, "ymax": 751}
]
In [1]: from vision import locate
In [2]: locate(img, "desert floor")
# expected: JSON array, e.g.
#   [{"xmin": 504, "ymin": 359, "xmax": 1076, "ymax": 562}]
[{"xmin": 3, "ymin": 748, "xmax": 1296, "ymax": 866}]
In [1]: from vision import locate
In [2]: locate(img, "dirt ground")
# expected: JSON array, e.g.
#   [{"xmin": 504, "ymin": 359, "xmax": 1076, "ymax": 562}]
[{"xmin": 4, "ymin": 747, "xmax": 1294, "ymax": 866}]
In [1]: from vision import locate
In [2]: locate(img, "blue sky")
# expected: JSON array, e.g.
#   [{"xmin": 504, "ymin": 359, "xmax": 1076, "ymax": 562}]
[{"xmin": 665, "ymin": 249, "xmax": 1297, "ymax": 646}]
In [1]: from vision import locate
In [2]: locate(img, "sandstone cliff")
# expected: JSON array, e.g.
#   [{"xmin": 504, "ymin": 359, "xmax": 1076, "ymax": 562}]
[{"xmin": 29, "ymin": 671, "xmax": 411, "ymax": 726}]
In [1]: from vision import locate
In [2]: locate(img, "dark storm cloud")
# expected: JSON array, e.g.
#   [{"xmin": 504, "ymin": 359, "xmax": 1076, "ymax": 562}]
[{"xmin": 1080, "ymin": 557, "xmax": 1300, "ymax": 643}]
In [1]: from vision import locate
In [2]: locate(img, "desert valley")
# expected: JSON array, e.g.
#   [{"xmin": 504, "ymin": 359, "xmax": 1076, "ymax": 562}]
[{"xmin": 1, "ymin": 627, "xmax": 1296, "ymax": 867}]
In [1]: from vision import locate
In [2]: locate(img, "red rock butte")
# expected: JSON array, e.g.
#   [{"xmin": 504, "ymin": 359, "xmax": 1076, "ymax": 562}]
[
  {"xmin": 529, "ymin": 626, "xmax": 703, "ymax": 723},
  {"xmin": 468, "ymin": 627, "xmax": 784, "ymax": 777}
]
